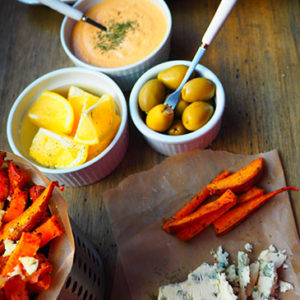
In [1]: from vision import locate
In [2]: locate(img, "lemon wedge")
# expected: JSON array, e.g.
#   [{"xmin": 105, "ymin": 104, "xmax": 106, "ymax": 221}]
[
  {"xmin": 27, "ymin": 91, "xmax": 74, "ymax": 134},
  {"xmin": 68, "ymin": 86, "xmax": 100, "ymax": 135},
  {"xmin": 74, "ymin": 94, "xmax": 117, "ymax": 145},
  {"xmin": 88, "ymin": 115, "xmax": 121, "ymax": 160},
  {"xmin": 29, "ymin": 128, "xmax": 88, "ymax": 169}
]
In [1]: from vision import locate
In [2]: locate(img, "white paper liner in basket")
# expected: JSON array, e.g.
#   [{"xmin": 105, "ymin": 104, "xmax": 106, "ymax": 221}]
[
  {"xmin": 3, "ymin": 151, "xmax": 75, "ymax": 300},
  {"xmin": 104, "ymin": 149, "xmax": 300, "ymax": 300}
]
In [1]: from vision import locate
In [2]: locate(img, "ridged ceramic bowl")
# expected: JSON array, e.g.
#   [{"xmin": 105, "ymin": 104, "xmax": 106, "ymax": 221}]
[
  {"xmin": 60, "ymin": 0, "xmax": 172, "ymax": 91},
  {"xmin": 129, "ymin": 60, "xmax": 225, "ymax": 156},
  {"xmin": 7, "ymin": 67, "xmax": 128, "ymax": 187}
]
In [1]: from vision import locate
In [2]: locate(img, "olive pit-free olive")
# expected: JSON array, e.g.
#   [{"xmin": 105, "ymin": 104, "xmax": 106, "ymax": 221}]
[
  {"xmin": 167, "ymin": 120, "xmax": 187, "ymax": 135},
  {"xmin": 182, "ymin": 101, "xmax": 214, "ymax": 131},
  {"xmin": 138, "ymin": 79, "xmax": 165, "ymax": 113},
  {"xmin": 175, "ymin": 98, "xmax": 189, "ymax": 118},
  {"xmin": 157, "ymin": 65, "xmax": 189, "ymax": 90},
  {"xmin": 181, "ymin": 78, "xmax": 215, "ymax": 102},
  {"xmin": 146, "ymin": 104, "xmax": 174, "ymax": 132}
]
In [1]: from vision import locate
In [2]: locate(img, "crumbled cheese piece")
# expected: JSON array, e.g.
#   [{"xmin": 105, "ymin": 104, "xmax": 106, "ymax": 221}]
[
  {"xmin": 238, "ymin": 251, "xmax": 250, "ymax": 300},
  {"xmin": 253, "ymin": 262, "xmax": 277, "ymax": 299},
  {"xmin": 269, "ymin": 245, "xmax": 276, "ymax": 252},
  {"xmin": 19, "ymin": 257, "xmax": 39, "ymax": 275},
  {"xmin": 7, "ymin": 264, "xmax": 25, "ymax": 279},
  {"xmin": 3, "ymin": 239, "xmax": 17, "ymax": 257},
  {"xmin": 283, "ymin": 263, "xmax": 289, "ymax": 269},
  {"xmin": 226, "ymin": 264, "xmax": 239, "ymax": 286},
  {"xmin": 9, "ymin": 228, "xmax": 14, "ymax": 232},
  {"xmin": 6, "ymin": 196, "xmax": 11, "ymax": 202},
  {"xmin": 244, "ymin": 243, "xmax": 253, "ymax": 253},
  {"xmin": 213, "ymin": 246, "xmax": 229, "ymax": 272},
  {"xmin": 258, "ymin": 248, "xmax": 287, "ymax": 269},
  {"xmin": 218, "ymin": 273, "xmax": 237, "ymax": 300},
  {"xmin": 279, "ymin": 280, "xmax": 294, "ymax": 293}
]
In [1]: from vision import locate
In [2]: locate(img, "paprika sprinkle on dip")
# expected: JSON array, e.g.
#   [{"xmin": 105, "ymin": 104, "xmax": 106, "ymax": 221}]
[{"xmin": 71, "ymin": 0, "xmax": 168, "ymax": 68}]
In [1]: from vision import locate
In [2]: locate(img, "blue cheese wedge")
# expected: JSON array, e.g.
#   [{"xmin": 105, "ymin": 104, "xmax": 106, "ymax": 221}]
[
  {"xmin": 159, "ymin": 244, "xmax": 294, "ymax": 300},
  {"xmin": 238, "ymin": 251, "xmax": 250, "ymax": 300},
  {"xmin": 212, "ymin": 246, "xmax": 229, "ymax": 272},
  {"xmin": 158, "ymin": 263, "xmax": 236, "ymax": 300},
  {"xmin": 252, "ymin": 262, "xmax": 278, "ymax": 300}
]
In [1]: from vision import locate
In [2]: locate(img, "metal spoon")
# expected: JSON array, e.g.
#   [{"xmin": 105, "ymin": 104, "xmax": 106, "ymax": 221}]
[
  {"xmin": 39, "ymin": 0, "xmax": 107, "ymax": 31},
  {"xmin": 164, "ymin": 0, "xmax": 238, "ymax": 110}
]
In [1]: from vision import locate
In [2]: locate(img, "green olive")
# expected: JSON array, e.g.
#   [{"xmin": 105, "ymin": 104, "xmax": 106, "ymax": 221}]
[
  {"xmin": 175, "ymin": 98, "xmax": 189, "ymax": 118},
  {"xmin": 146, "ymin": 104, "xmax": 174, "ymax": 132},
  {"xmin": 157, "ymin": 65, "xmax": 189, "ymax": 90},
  {"xmin": 138, "ymin": 79, "xmax": 165, "ymax": 113},
  {"xmin": 167, "ymin": 120, "xmax": 187, "ymax": 135},
  {"xmin": 181, "ymin": 78, "xmax": 216, "ymax": 102},
  {"xmin": 182, "ymin": 101, "xmax": 214, "ymax": 131}
]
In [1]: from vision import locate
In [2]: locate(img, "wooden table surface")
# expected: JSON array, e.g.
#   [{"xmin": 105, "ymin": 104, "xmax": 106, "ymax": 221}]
[{"xmin": 0, "ymin": 0, "xmax": 299, "ymax": 299}]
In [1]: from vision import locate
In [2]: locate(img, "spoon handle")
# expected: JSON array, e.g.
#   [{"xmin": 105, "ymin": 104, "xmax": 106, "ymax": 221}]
[
  {"xmin": 39, "ymin": 0, "xmax": 83, "ymax": 21},
  {"xmin": 202, "ymin": 0, "xmax": 238, "ymax": 46}
]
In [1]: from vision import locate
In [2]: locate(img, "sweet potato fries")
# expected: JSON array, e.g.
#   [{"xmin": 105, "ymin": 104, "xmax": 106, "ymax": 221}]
[
  {"xmin": 162, "ymin": 157, "xmax": 298, "ymax": 241},
  {"xmin": 0, "ymin": 151, "xmax": 64, "ymax": 298}
]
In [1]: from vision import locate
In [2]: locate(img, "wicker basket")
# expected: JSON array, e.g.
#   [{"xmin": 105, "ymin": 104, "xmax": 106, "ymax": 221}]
[{"xmin": 58, "ymin": 220, "xmax": 105, "ymax": 300}]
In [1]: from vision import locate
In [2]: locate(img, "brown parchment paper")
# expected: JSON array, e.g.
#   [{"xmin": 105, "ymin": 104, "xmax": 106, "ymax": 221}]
[
  {"xmin": 103, "ymin": 149, "xmax": 300, "ymax": 300},
  {"xmin": 4, "ymin": 152, "xmax": 75, "ymax": 300}
]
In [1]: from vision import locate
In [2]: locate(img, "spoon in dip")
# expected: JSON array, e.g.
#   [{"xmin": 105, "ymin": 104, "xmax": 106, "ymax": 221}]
[
  {"xmin": 164, "ymin": 0, "xmax": 238, "ymax": 111},
  {"xmin": 39, "ymin": 0, "xmax": 107, "ymax": 31}
]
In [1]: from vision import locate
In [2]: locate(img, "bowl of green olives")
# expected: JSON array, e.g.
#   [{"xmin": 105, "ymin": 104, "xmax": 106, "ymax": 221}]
[{"xmin": 129, "ymin": 60, "xmax": 225, "ymax": 156}]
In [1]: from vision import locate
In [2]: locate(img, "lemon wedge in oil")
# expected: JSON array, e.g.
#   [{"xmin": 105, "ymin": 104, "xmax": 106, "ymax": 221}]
[
  {"xmin": 27, "ymin": 91, "xmax": 74, "ymax": 134},
  {"xmin": 74, "ymin": 94, "xmax": 117, "ymax": 145},
  {"xmin": 68, "ymin": 86, "xmax": 100, "ymax": 135},
  {"xmin": 29, "ymin": 128, "xmax": 88, "ymax": 169}
]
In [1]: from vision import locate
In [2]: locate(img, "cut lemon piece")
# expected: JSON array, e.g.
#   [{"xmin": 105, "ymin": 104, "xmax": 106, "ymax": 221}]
[
  {"xmin": 74, "ymin": 94, "xmax": 117, "ymax": 145},
  {"xmin": 27, "ymin": 91, "xmax": 74, "ymax": 134},
  {"xmin": 88, "ymin": 115, "xmax": 121, "ymax": 160},
  {"xmin": 29, "ymin": 128, "xmax": 88, "ymax": 169},
  {"xmin": 68, "ymin": 86, "xmax": 100, "ymax": 135}
]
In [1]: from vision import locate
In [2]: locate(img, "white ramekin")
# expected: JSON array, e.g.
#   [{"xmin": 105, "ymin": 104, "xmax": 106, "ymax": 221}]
[
  {"xmin": 60, "ymin": 0, "xmax": 172, "ymax": 91},
  {"xmin": 129, "ymin": 60, "xmax": 226, "ymax": 156},
  {"xmin": 7, "ymin": 67, "xmax": 129, "ymax": 187}
]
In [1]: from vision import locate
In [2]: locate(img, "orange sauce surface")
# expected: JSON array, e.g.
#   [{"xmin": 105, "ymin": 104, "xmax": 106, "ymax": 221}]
[{"xmin": 71, "ymin": 0, "xmax": 168, "ymax": 68}]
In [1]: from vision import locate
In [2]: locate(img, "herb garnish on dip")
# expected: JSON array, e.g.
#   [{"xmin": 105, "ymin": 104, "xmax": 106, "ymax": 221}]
[{"xmin": 71, "ymin": 0, "xmax": 167, "ymax": 68}]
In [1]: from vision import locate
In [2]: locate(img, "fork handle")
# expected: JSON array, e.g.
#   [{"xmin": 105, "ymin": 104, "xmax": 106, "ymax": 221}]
[
  {"xmin": 202, "ymin": 0, "xmax": 238, "ymax": 46},
  {"xmin": 39, "ymin": 0, "xmax": 83, "ymax": 21}
]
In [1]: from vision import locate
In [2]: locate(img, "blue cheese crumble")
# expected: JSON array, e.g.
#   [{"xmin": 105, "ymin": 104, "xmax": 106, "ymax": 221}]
[{"xmin": 158, "ymin": 244, "xmax": 294, "ymax": 300}]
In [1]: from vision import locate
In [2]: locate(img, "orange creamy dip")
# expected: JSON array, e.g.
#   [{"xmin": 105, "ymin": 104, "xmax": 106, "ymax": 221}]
[{"xmin": 71, "ymin": 0, "xmax": 167, "ymax": 68}]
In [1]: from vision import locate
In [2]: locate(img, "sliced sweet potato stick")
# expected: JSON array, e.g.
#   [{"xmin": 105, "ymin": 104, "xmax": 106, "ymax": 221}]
[
  {"xmin": 33, "ymin": 216, "xmax": 64, "ymax": 248},
  {"xmin": 29, "ymin": 185, "xmax": 45, "ymax": 202},
  {"xmin": 162, "ymin": 170, "xmax": 231, "ymax": 232},
  {"xmin": 168, "ymin": 189, "xmax": 237, "ymax": 233},
  {"xmin": 0, "ymin": 168, "xmax": 9, "ymax": 208},
  {"xmin": 237, "ymin": 186, "xmax": 264, "ymax": 204},
  {"xmin": 0, "ymin": 181, "xmax": 58, "ymax": 244},
  {"xmin": 8, "ymin": 161, "xmax": 31, "ymax": 194},
  {"xmin": 175, "ymin": 200, "xmax": 237, "ymax": 241},
  {"xmin": 4, "ymin": 275, "xmax": 29, "ymax": 300},
  {"xmin": 2, "ymin": 188, "xmax": 28, "ymax": 224},
  {"xmin": 214, "ymin": 186, "xmax": 298, "ymax": 235},
  {"xmin": 1, "ymin": 232, "xmax": 40, "ymax": 277},
  {"xmin": 206, "ymin": 158, "xmax": 264, "ymax": 195}
]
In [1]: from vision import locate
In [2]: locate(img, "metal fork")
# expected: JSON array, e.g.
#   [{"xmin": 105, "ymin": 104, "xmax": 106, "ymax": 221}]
[{"xmin": 164, "ymin": 0, "xmax": 238, "ymax": 111}]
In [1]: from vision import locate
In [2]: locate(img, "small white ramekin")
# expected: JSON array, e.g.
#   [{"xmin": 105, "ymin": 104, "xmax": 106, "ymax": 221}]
[
  {"xmin": 129, "ymin": 60, "xmax": 225, "ymax": 156},
  {"xmin": 60, "ymin": 0, "xmax": 172, "ymax": 91},
  {"xmin": 7, "ymin": 67, "xmax": 129, "ymax": 187}
]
